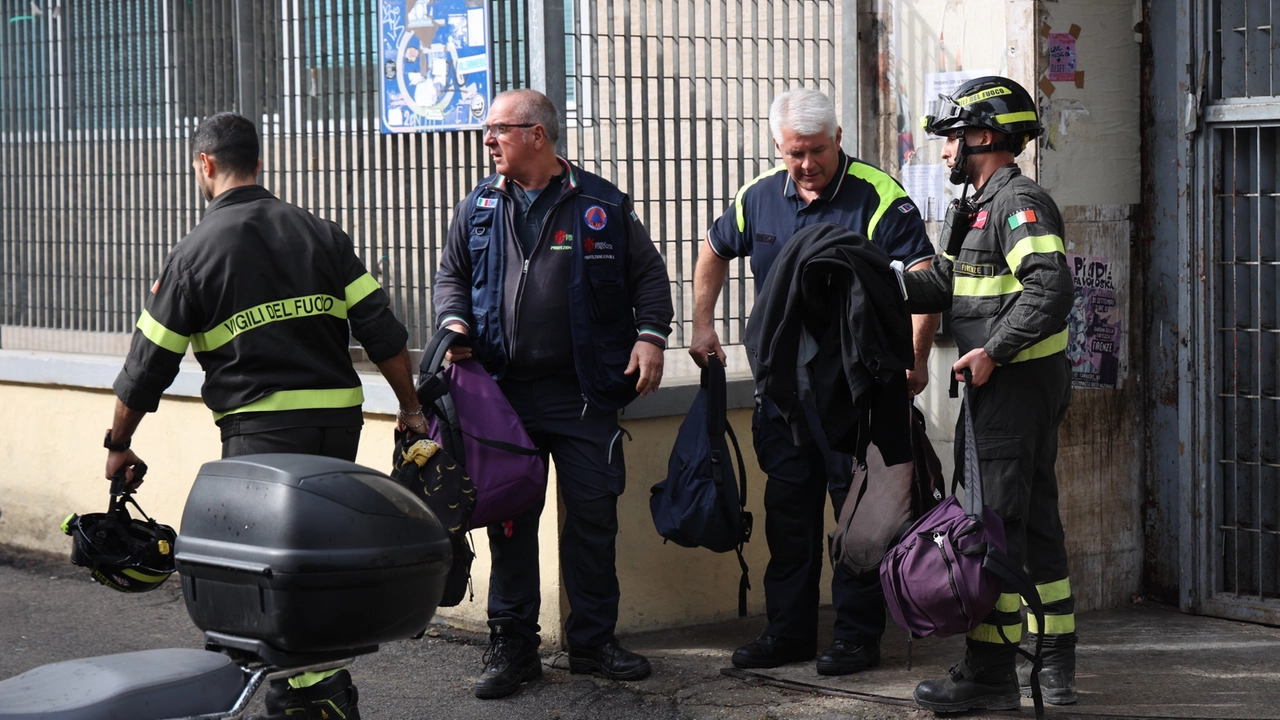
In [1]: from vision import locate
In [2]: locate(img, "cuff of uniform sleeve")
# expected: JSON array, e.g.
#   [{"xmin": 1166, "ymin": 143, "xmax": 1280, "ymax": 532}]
[
  {"xmin": 983, "ymin": 341, "xmax": 1015, "ymax": 367},
  {"xmin": 637, "ymin": 328, "xmax": 668, "ymax": 348},
  {"xmin": 113, "ymin": 373, "xmax": 161, "ymax": 414},
  {"xmin": 438, "ymin": 315, "xmax": 470, "ymax": 331}
]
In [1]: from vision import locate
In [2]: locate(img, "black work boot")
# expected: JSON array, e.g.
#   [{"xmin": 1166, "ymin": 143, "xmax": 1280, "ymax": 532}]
[
  {"xmin": 256, "ymin": 678, "xmax": 303, "ymax": 719},
  {"xmin": 815, "ymin": 639, "xmax": 880, "ymax": 676},
  {"xmin": 914, "ymin": 640, "xmax": 1020, "ymax": 713},
  {"xmin": 568, "ymin": 639, "xmax": 652, "ymax": 681},
  {"xmin": 474, "ymin": 618, "xmax": 542, "ymax": 699},
  {"xmin": 291, "ymin": 669, "xmax": 360, "ymax": 720},
  {"xmin": 731, "ymin": 634, "xmax": 817, "ymax": 669},
  {"xmin": 1017, "ymin": 631, "xmax": 1078, "ymax": 705}
]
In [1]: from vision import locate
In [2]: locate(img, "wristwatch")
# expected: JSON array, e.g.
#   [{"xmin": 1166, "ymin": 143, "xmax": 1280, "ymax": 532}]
[{"xmin": 103, "ymin": 429, "xmax": 131, "ymax": 452}]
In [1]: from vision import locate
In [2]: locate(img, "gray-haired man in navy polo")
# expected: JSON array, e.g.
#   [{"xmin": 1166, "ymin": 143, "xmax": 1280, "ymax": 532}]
[{"xmin": 690, "ymin": 88, "xmax": 940, "ymax": 676}]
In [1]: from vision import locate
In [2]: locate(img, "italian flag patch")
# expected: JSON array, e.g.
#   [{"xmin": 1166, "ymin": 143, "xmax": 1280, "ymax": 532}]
[{"xmin": 1007, "ymin": 208, "xmax": 1038, "ymax": 229}]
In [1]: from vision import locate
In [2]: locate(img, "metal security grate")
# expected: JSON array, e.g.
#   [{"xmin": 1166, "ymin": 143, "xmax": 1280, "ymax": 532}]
[
  {"xmin": 1213, "ymin": 0, "xmax": 1280, "ymax": 99},
  {"xmin": 563, "ymin": 0, "xmax": 839, "ymax": 348},
  {"xmin": 1, "ymin": 0, "xmax": 841, "ymax": 358},
  {"xmin": 1212, "ymin": 124, "xmax": 1280, "ymax": 601}
]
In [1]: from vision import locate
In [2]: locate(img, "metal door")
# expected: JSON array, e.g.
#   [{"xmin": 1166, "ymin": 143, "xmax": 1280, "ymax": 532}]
[{"xmin": 1197, "ymin": 0, "xmax": 1280, "ymax": 624}]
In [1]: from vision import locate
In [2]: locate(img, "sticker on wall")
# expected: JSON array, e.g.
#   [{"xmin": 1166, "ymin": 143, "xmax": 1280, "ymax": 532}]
[{"xmin": 1066, "ymin": 254, "xmax": 1122, "ymax": 389}]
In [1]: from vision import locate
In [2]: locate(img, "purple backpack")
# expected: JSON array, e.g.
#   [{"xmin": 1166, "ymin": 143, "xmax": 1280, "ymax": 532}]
[
  {"xmin": 417, "ymin": 329, "xmax": 546, "ymax": 530},
  {"xmin": 880, "ymin": 373, "xmax": 1048, "ymax": 718}
]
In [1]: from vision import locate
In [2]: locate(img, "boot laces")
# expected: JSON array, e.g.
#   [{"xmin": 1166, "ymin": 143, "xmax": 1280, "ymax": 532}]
[{"xmin": 483, "ymin": 634, "xmax": 516, "ymax": 670}]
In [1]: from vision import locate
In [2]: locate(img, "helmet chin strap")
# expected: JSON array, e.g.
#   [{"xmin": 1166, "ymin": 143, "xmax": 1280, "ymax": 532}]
[
  {"xmin": 949, "ymin": 129, "xmax": 1023, "ymax": 186},
  {"xmin": 949, "ymin": 133, "xmax": 973, "ymax": 186}
]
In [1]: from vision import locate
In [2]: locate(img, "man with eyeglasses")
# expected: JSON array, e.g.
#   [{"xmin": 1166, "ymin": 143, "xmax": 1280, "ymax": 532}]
[{"xmin": 433, "ymin": 88, "xmax": 673, "ymax": 699}]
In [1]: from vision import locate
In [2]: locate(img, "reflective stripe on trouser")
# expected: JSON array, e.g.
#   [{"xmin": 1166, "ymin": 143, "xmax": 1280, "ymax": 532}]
[
  {"xmin": 956, "ymin": 354, "xmax": 1073, "ymax": 660},
  {"xmin": 968, "ymin": 592, "xmax": 1024, "ymax": 644},
  {"xmin": 289, "ymin": 668, "xmax": 342, "ymax": 689},
  {"xmin": 1024, "ymin": 576, "xmax": 1076, "ymax": 635}
]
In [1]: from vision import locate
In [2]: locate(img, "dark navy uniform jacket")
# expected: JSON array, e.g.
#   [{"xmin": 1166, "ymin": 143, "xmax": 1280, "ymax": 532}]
[
  {"xmin": 708, "ymin": 151, "xmax": 934, "ymax": 290},
  {"xmin": 114, "ymin": 185, "xmax": 407, "ymax": 431}
]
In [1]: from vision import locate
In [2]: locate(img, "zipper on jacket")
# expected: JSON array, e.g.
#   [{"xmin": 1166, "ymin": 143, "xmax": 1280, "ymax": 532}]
[{"xmin": 508, "ymin": 186, "xmax": 575, "ymax": 365}]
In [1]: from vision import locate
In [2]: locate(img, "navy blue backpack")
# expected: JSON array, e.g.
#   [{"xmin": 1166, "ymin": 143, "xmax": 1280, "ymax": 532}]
[{"xmin": 650, "ymin": 355, "xmax": 754, "ymax": 615}]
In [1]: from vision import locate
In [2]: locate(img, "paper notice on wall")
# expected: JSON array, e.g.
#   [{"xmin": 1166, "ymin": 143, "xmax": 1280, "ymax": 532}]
[
  {"xmin": 900, "ymin": 164, "xmax": 949, "ymax": 221},
  {"xmin": 1048, "ymin": 33, "xmax": 1078, "ymax": 82},
  {"xmin": 1066, "ymin": 254, "xmax": 1122, "ymax": 389},
  {"xmin": 924, "ymin": 70, "xmax": 995, "ymax": 106}
]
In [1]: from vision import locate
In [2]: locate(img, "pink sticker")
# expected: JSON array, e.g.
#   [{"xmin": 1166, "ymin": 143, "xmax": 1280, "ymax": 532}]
[{"xmin": 1048, "ymin": 33, "xmax": 1077, "ymax": 82}]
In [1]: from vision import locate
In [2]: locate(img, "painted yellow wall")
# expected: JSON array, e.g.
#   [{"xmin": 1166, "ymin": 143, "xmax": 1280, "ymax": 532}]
[
  {"xmin": 0, "ymin": 380, "xmax": 836, "ymax": 646},
  {"xmin": 0, "ymin": 381, "xmax": 562, "ymax": 642}
]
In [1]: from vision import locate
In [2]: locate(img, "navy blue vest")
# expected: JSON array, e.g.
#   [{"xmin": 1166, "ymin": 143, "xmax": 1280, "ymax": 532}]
[{"xmin": 465, "ymin": 169, "xmax": 640, "ymax": 411}]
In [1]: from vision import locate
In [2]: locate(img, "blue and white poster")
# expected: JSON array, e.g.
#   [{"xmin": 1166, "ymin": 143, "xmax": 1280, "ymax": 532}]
[{"xmin": 379, "ymin": 0, "xmax": 491, "ymax": 133}]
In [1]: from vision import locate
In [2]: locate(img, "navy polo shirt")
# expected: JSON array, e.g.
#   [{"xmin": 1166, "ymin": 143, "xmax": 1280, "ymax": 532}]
[{"xmin": 708, "ymin": 152, "xmax": 934, "ymax": 296}]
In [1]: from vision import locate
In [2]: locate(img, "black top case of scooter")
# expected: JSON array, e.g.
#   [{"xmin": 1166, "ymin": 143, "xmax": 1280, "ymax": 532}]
[{"xmin": 174, "ymin": 454, "xmax": 452, "ymax": 665}]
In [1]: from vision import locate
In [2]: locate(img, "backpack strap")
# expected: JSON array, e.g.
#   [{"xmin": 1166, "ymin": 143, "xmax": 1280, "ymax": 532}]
[
  {"xmin": 417, "ymin": 327, "xmax": 471, "ymax": 465},
  {"xmin": 959, "ymin": 370, "xmax": 984, "ymax": 520},
  {"xmin": 705, "ymin": 355, "xmax": 753, "ymax": 617},
  {"xmin": 982, "ymin": 547, "xmax": 1047, "ymax": 720},
  {"xmin": 958, "ymin": 368, "xmax": 1046, "ymax": 720}
]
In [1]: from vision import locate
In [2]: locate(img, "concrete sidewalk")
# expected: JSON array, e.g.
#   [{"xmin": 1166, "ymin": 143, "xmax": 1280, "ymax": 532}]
[{"xmin": 3, "ymin": 544, "xmax": 1279, "ymax": 720}]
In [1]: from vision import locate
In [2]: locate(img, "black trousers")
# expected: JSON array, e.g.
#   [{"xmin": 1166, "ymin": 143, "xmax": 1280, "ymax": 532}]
[
  {"xmin": 221, "ymin": 424, "xmax": 361, "ymax": 461},
  {"xmin": 486, "ymin": 374, "xmax": 627, "ymax": 650},
  {"xmin": 754, "ymin": 397, "xmax": 886, "ymax": 646},
  {"xmin": 961, "ymin": 354, "xmax": 1074, "ymax": 645}
]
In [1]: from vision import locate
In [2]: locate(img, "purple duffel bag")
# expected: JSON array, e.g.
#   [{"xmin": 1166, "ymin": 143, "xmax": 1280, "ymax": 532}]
[
  {"xmin": 418, "ymin": 330, "xmax": 546, "ymax": 530},
  {"xmin": 880, "ymin": 492, "xmax": 1007, "ymax": 638}
]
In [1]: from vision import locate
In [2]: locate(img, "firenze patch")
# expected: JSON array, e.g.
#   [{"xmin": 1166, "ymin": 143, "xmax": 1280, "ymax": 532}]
[
  {"xmin": 955, "ymin": 260, "xmax": 996, "ymax": 277},
  {"xmin": 584, "ymin": 205, "xmax": 608, "ymax": 230},
  {"xmin": 476, "ymin": 197, "xmax": 498, "ymax": 208}
]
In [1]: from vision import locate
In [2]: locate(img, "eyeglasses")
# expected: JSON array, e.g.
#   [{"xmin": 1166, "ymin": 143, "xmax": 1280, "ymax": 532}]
[{"xmin": 482, "ymin": 122, "xmax": 537, "ymax": 137}]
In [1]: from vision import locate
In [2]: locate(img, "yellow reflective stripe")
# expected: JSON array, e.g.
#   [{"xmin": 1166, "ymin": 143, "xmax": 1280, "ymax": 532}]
[
  {"xmin": 289, "ymin": 668, "xmax": 344, "ymax": 689},
  {"xmin": 968, "ymin": 622, "xmax": 1024, "ymax": 644},
  {"xmin": 212, "ymin": 387, "xmax": 364, "ymax": 420},
  {"xmin": 994, "ymin": 111, "xmax": 1038, "ymax": 125},
  {"xmin": 1005, "ymin": 234, "xmax": 1065, "ymax": 274},
  {"xmin": 191, "ymin": 295, "xmax": 347, "ymax": 352},
  {"xmin": 1034, "ymin": 578, "xmax": 1073, "ymax": 605},
  {"xmin": 943, "ymin": 252, "xmax": 956, "ymax": 261},
  {"xmin": 121, "ymin": 567, "xmax": 169, "ymax": 583},
  {"xmin": 995, "ymin": 592, "xmax": 1022, "ymax": 613},
  {"xmin": 954, "ymin": 273, "xmax": 1024, "ymax": 297},
  {"xmin": 1027, "ymin": 613, "xmax": 1076, "ymax": 635},
  {"xmin": 735, "ymin": 165, "xmax": 787, "ymax": 233},
  {"xmin": 845, "ymin": 161, "xmax": 907, "ymax": 241},
  {"xmin": 137, "ymin": 310, "xmax": 191, "ymax": 355},
  {"xmin": 344, "ymin": 273, "xmax": 381, "ymax": 308},
  {"xmin": 1009, "ymin": 328, "xmax": 1069, "ymax": 364}
]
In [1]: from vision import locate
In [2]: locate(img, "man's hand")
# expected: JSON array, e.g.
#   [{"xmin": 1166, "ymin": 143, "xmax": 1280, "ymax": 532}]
[
  {"xmin": 688, "ymin": 326, "xmax": 725, "ymax": 368},
  {"xmin": 626, "ymin": 341, "xmax": 665, "ymax": 397},
  {"xmin": 953, "ymin": 347, "xmax": 997, "ymax": 387},
  {"xmin": 443, "ymin": 322, "xmax": 472, "ymax": 362},
  {"xmin": 105, "ymin": 449, "xmax": 146, "ymax": 491},
  {"xmin": 907, "ymin": 368, "xmax": 929, "ymax": 397}
]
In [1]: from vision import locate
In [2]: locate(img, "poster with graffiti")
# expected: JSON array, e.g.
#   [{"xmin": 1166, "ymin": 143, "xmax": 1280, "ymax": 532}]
[
  {"xmin": 380, "ymin": 0, "xmax": 491, "ymax": 133},
  {"xmin": 1066, "ymin": 254, "xmax": 1122, "ymax": 389}
]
